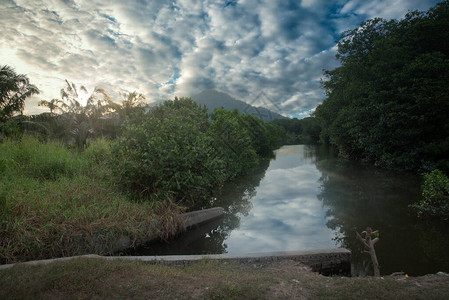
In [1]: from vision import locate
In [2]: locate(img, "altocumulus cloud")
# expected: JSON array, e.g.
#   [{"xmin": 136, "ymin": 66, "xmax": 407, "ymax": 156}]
[{"xmin": 0, "ymin": 0, "xmax": 440, "ymax": 117}]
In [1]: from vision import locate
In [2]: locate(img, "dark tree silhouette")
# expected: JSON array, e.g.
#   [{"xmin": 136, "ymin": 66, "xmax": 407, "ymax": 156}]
[
  {"xmin": 0, "ymin": 65, "xmax": 39, "ymax": 121},
  {"xmin": 38, "ymin": 99, "xmax": 68, "ymax": 114}
]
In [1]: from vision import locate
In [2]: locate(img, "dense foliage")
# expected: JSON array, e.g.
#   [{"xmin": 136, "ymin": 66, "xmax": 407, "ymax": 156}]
[
  {"xmin": 113, "ymin": 98, "xmax": 283, "ymax": 207},
  {"xmin": 112, "ymin": 98, "xmax": 224, "ymax": 207},
  {"xmin": 314, "ymin": 1, "xmax": 449, "ymax": 172},
  {"xmin": 0, "ymin": 136, "xmax": 175, "ymax": 263},
  {"xmin": 0, "ymin": 66, "xmax": 286, "ymax": 262},
  {"xmin": 0, "ymin": 65, "xmax": 283, "ymax": 209},
  {"xmin": 271, "ymin": 117, "xmax": 320, "ymax": 144},
  {"xmin": 412, "ymin": 169, "xmax": 449, "ymax": 218}
]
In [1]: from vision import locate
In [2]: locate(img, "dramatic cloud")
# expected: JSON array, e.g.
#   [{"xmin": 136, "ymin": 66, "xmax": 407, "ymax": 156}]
[{"xmin": 0, "ymin": 0, "xmax": 440, "ymax": 117}]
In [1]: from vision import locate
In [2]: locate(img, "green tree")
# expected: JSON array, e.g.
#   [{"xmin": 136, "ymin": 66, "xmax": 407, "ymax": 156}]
[
  {"xmin": 115, "ymin": 91, "xmax": 146, "ymax": 120},
  {"xmin": 314, "ymin": 1, "xmax": 449, "ymax": 171},
  {"xmin": 412, "ymin": 169, "xmax": 449, "ymax": 218},
  {"xmin": 239, "ymin": 113, "xmax": 274, "ymax": 157},
  {"xmin": 112, "ymin": 97, "xmax": 225, "ymax": 207},
  {"xmin": 0, "ymin": 65, "xmax": 39, "ymax": 122},
  {"xmin": 57, "ymin": 81, "xmax": 125, "ymax": 147},
  {"xmin": 299, "ymin": 117, "xmax": 321, "ymax": 143},
  {"xmin": 59, "ymin": 80, "xmax": 87, "ymax": 114},
  {"xmin": 85, "ymin": 87, "xmax": 117, "ymax": 118},
  {"xmin": 208, "ymin": 109, "xmax": 258, "ymax": 178},
  {"xmin": 270, "ymin": 117, "xmax": 320, "ymax": 145}
]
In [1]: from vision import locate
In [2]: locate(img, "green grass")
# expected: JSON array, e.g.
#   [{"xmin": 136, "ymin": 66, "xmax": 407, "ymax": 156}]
[
  {"xmin": 0, "ymin": 136, "xmax": 183, "ymax": 264},
  {"xmin": 0, "ymin": 135, "xmax": 80, "ymax": 180},
  {"xmin": 1, "ymin": 258, "xmax": 448, "ymax": 299}
]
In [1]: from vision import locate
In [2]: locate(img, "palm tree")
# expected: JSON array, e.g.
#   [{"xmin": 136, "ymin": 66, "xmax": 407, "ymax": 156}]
[
  {"xmin": 38, "ymin": 99, "xmax": 68, "ymax": 114},
  {"xmin": 60, "ymin": 81, "xmax": 118, "ymax": 117},
  {"xmin": 0, "ymin": 65, "xmax": 39, "ymax": 121},
  {"xmin": 59, "ymin": 80, "xmax": 129, "ymax": 146},
  {"xmin": 60, "ymin": 80, "xmax": 87, "ymax": 114},
  {"xmin": 85, "ymin": 87, "xmax": 118, "ymax": 118},
  {"xmin": 117, "ymin": 91, "xmax": 146, "ymax": 119}
]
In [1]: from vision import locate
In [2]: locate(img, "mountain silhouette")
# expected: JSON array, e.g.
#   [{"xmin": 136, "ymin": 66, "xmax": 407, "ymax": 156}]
[{"xmin": 192, "ymin": 89, "xmax": 285, "ymax": 122}]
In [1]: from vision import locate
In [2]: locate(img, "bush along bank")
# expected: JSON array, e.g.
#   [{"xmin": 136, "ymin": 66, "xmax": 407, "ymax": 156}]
[
  {"xmin": 0, "ymin": 98, "xmax": 285, "ymax": 263},
  {"xmin": 111, "ymin": 97, "xmax": 284, "ymax": 208}
]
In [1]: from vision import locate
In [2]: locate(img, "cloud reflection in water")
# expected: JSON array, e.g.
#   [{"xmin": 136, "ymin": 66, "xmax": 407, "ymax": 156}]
[{"xmin": 224, "ymin": 145, "xmax": 335, "ymax": 254}]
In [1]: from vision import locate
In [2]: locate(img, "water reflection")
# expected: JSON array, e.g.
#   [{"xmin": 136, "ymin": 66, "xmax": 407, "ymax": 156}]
[
  {"xmin": 313, "ymin": 145, "xmax": 449, "ymax": 276},
  {"xmin": 220, "ymin": 146, "xmax": 335, "ymax": 253},
  {"xmin": 130, "ymin": 145, "xmax": 449, "ymax": 275},
  {"xmin": 130, "ymin": 159, "xmax": 270, "ymax": 255}
]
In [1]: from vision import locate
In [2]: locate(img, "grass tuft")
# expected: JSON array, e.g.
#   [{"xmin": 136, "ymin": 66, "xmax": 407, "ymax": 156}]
[{"xmin": 0, "ymin": 136, "xmax": 183, "ymax": 263}]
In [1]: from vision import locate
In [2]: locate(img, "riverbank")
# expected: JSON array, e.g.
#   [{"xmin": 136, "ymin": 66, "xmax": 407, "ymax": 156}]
[
  {"xmin": 0, "ymin": 137, "xmax": 185, "ymax": 264},
  {"xmin": 1, "ymin": 256, "xmax": 448, "ymax": 299},
  {"xmin": 0, "ymin": 98, "xmax": 284, "ymax": 264}
]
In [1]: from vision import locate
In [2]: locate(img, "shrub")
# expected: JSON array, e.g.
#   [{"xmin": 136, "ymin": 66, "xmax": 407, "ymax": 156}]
[
  {"xmin": 83, "ymin": 137, "xmax": 113, "ymax": 164},
  {"xmin": 0, "ymin": 136, "xmax": 174, "ymax": 263},
  {"xmin": 411, "ymin": 169, "xmax": 449, "ymax": 218},
  {"xmin": 112, "ymin": 98, "xmax": 279, "ymax": 208},
  {"xmin": 238, "ymin": 113, "xmax": 274, "ymax": 157},
  {"xmin": 112, "ymin": 98, "xmax": 226, "ymax": 207},
  {"xmin": 208, "ymin": 109, "xmax": 258, "ymax": 179}
]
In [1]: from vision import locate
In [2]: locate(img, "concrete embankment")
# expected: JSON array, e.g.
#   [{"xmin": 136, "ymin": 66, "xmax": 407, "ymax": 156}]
[
  {"xmin": 108, "ymin": 207, "xmax": 225, "ymax": 253},
  {"xmin": 182, "ymin": 207, "xmax": 224, "ymax": 229},
  {"xmin": 0, "ymin": 249, "xmax": 351, "ymax": 275},
  {"xmin": 0, "ymin": 207, "xmax": 350, "ymax": 275},
  {"xmin": 118, "ymin": 248, "xmax": 351, "ymax": 275}
]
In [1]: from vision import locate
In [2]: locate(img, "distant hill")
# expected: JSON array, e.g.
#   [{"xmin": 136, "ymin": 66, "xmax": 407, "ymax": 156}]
[{"xmin": 192, "ymin": 90, "xmax": 286, "ymax": 122}]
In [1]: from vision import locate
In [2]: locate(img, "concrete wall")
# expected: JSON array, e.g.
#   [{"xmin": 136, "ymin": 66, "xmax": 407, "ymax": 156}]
[
  {"xmin": 183, "ymin": 207, "xmax": 224, "ymax": 229},
  {"xmin": 0, "ymin": 249, "xmax": 351, "ymax": 276},
  {"xmin": 134, "ymin": 248, "xmax": 352, "ymax": 276},
  {"xmin": 64, "ymin": 207, "xmax": 225, "ymax": 255},
  {"xmin": 0, "ymin": 206, "xmax": 350, "ymax": 276},
  {"xmin": 111, "ymin": 207, "xmax": 225, "ymax": 253}
]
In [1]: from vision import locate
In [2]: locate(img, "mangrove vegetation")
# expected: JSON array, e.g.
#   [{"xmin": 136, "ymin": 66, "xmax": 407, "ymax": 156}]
[{"xmin": 1, "ymin": 1, "xmax": 449, "ymax": 265}]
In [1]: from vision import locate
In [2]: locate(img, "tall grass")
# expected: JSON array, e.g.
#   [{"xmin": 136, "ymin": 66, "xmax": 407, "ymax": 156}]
[
  {"xmin": 0, "ymin": 136, "xmax": 183, "ymax": 264},
  {"xmin": 0, "ymin": 135, "xmax": 81, "ymax": 180}
]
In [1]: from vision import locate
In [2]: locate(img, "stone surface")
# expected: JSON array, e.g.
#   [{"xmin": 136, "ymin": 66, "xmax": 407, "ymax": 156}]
[
  {"xmin": 182, "ymin": 207, "xmax": 225, "ymax": 229},
  {"xmin": 98, "ymin": 207, "xmax": 225, "ymax": 254},
  {"xmin": 0, "ymin": 248, "xmax": 351, "ymax": 276}
]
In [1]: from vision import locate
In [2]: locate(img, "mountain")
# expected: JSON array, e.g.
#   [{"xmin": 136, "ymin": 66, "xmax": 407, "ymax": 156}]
[{"xmin": 192, "ymin": 89, "xmax": 286, "ymax": 122}]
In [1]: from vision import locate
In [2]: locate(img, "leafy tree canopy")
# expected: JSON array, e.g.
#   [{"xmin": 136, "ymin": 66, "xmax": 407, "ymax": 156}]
[
  {"xmin": 314, "ymin": 1, "xmax": 449, "ymax": 172},
  {"xmin": 411, "ymin": 169, "xmax": 449, "ymax": 218}
]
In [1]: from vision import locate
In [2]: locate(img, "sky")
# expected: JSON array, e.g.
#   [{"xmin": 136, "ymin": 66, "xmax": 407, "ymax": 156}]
[{"xmin": 0, "ymin": 0, "xmax": 441, "ymax": 118}]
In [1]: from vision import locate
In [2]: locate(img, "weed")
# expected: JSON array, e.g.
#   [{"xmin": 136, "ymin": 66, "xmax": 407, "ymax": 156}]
[{"xmin": 0, "ymin": 136, "xmax": 181, "ymax": 263}]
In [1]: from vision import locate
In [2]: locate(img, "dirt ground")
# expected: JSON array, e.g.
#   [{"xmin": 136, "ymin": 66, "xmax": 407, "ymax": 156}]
[{"xmin": 1, "ymin": 257, "xmax": 449, "ymax": 299}]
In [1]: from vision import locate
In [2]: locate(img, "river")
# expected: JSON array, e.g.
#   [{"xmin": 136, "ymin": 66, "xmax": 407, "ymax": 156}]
[{"xmin": 131, "ymin": 145, "xmax": 449, "ymax": 276}]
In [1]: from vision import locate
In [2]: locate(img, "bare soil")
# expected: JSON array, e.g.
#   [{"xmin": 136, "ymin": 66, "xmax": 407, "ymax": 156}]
[{"xmin": 1, "ymin": 257, "xmax": 448, "ymax": 299}]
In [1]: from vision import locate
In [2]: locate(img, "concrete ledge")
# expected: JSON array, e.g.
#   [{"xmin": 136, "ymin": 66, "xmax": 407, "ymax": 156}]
[
  {"xmin": 183, "ymin": 207, "xmax": 224, "ymax": 229},
  {"xmin": 0, "ymin": 248, "xmax": 351, "ymax": 275},
  {"xmin": 109, "ymin": 207, "xmax": 225, "ymax": 254}
]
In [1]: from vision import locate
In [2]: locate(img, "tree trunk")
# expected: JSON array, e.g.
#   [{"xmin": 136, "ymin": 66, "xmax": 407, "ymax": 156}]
[{"xmin": 357, "ymin": 227, "xmax": 380, "ymax": 277}]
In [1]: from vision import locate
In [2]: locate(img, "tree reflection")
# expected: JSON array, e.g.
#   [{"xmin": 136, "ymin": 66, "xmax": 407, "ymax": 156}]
[
  {"xmin": 129, "ymin": 159, "xmax": 270, "ymax": 255},
  {"xmin": 314, "ymin": 152, "xmax": 449, "ymax": 276},
  {"xmin": 194, "ymin": 158, "xmax": 271, "ymax": 253}
]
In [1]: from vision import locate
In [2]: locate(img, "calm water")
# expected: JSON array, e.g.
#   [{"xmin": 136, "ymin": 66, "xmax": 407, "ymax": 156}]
[{"xmin": 131, "ymin": 145, "xmax": 449, "ymax": 276}]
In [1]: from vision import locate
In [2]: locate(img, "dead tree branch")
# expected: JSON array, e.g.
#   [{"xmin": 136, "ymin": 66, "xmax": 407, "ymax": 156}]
[{"xmin": 357, "ymin": 227, "xmax": 380, "ymax": 277}]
